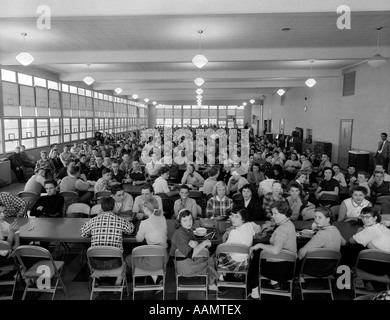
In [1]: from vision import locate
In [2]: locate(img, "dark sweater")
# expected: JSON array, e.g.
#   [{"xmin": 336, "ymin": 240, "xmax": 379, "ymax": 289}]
[{"xmin": 30, "ymin": 194, "xmax": 65, "ymax": 217}]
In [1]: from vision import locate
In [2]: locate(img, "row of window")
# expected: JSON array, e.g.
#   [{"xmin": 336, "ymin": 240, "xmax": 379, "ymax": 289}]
[
  {"xmin": 1, "ymin": 117, "xmax": 146, "ymax": 154},
  {"xmin": 1, "ymin": 69, "xmax": 147, "ymax": 107},
  {"xmin": 156, "ymin": 118, "xmax": 244, "ymax": 128}
]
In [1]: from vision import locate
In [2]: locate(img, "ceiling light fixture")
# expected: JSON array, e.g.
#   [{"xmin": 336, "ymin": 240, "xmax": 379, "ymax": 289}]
[
  {"xmin": 83, "ymin": 64, "xmax": 94, "ymax": 86},
  {"xmin": 196, "ymin": 94, "xmax": 202, "ymax": 99},
  {"xmin": 114, "ymin": 88, "xmax": 123, "ymax": 94},
  {"xmin": 152, "ymin": 101, "xmax": 157, "ymax": 105},
  {"xmin": 277, "ymin": 89, "xmax": 286, "ymax": 96},
  {"xmin": 132, "ymin": 94, "xmax": 138, "ymax": 99},
  {"xmin": 192, "ymin": 30, "xmax": 208, "ymax": 69},
  {"xmin": 243, "ymin": 102, "xmax": 247, "ymax": 106},
  {"xmin": 196, "ymin": 88, "xmax": 203, "ymax": 95},
  {"xmin": 16, "ymin": 33, "xmax": 34, "ymax": 66},
  {"xmin": 144, "ymin": 98, "xmax": 149, "ymax": 103},
  {"xmin": 368, "ymin": 27, "xmax": 386, "ymax": 68},
  {"xmin": 305, "ymin": 60, "xmax": 316, "ymax": 88},
  {"xmin": 194, "ymin": 77, "xmax": 205, "ymax": 86},
  {"xmin": 250, "ymin": 99, "xmax": 255, "ymax": 104}
]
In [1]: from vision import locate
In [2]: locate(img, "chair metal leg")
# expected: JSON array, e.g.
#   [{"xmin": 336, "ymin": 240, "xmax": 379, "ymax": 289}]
[
  {"xmin": 90, "ymin": 278, "xmax": 95, "ymax": 300},
  {"xmin": 21, "ymin": 280, "xmax": 29, "ymax": 300},
  {"xmin": 328, "ymin": 279, "xmax": 334, "ymax": 300},
  {"xmin": 59, "ymin": 275, "xmax": 68, "ymax": 297}
]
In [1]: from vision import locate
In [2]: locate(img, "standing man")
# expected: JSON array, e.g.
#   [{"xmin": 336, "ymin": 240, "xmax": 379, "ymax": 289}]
[{"xmin": 373, "ymin": 133, "xmax": 390, "ymax": 173}]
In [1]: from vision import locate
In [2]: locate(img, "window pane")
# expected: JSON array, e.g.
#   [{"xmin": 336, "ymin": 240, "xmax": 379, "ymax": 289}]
[
  {"xmin": 21, "ymin": 119, "xmax": 35, "ymax": 138},
  {"xmin": 99, "ymin": 119, "xmax": 104, "ymax": 130},
  {"xmin": 21, "ymin": 138, "xmax": 34, "ymax": 149},
  {"xmin": 79, "ymin": 118, "xmax": 86, "ymax": 132},
  {"xmin": 5, "ymin": 141, "xmax": 19, "ymax": 153},
  {"xmin": 87, "ymin": 119, "xmax": 93, "ymax": 131},
  {"xmin": 71, "ymin": 133, "xmax": 79, "ymax": 141},
  {"xmin": 174, "ymin": 119, "xmax": 182, "ymax": 126},
  {"xmin": 61, "ymin": 83, "xmax": 69, "ymax": 92},
  {"xmin": 37, "ymin": 137, "xmax": 49, "ymax": 147},
  {"xmin": 34, "ymin": 77, "xmax": 46, "ymax": 87},
  {"xmin": 78, "ymin": 88, "xmax": 85, "ymax": 96},
  {"xmin": 50, "ymin": 136, "xmax": 60, "ymax": 145},
  {"xmin": 63, "ymin": 118, "xmax": 70, "ymax": 134},
  {"xmin": 219, "ymin": 120, "xmax": 226, "ymax": 127},
  {"xmin": 18, "ymin": 73, "xmax": 33, "ymax": 86},
  {"xmin": 37, "ymin": 119, "xmax": 48, "ymax": 137},
  {"xmin": 64, "ymin": 134, "xmax": 70, "ymax": 142},
  {"xmin": 98, "ymin": 93, "xmax": 103, "ymax": 100},
  {"xmin": 87, "ymin": 131, "xmax": 93, "ymax": 138},
  {"xmin": 191, "ymin": 119, "xmax": 199, "ymax": 127},
  {"xmin": 69, "ymin": 86, "xmax": 77, "ymax": 94},
  {"xmin": 164, "ymin": 119, "xmax": 172, "ymax": 127},
  {"xmin": 200, "ymin": 119, "xmax": 208, "ymax": 126},
  {"xmin": 85, "ymin": 90, "xmax": 92, "ymax": 97},
  {"xmin": 4, "ymin": 119, "xmax": 19, "ymax": 140},
  {"xmin": 72, "ymin": 118, "xmax": 79, "ymax": 133},
  {"xmin": 50, "ymin": 118, "xmax": 60, "ymax": 135},
  {"xmin": 94, "ymin": 118, "xmax": 99, "ymax": 131},
  {"xmin": 47, "ymin": 80, "xmax": 59, "ymax": 90},
  {"xmin": 183, "ymin": 119, "xmax": 191, "ymax": 126},
  {"xmin": 156, "ymin": 118, "xmax": 164, "ymax": 125},
  {"xmin": 79, "ymin": 132, "xmax": 86, "ymax": 139},
  {"xmin": 209, "ymin": 119, "xmax": 217, "ymax": 125},
  {"xmin": 1, "ymin": 69, "xmax": 16, "ymax": 82},
  {"xmin": 236, "ymin": 119, "xmax": 244, "ymax": 128}
]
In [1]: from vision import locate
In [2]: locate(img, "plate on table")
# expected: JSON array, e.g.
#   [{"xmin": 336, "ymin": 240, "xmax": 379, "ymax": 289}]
[{"xmin": 193, "ymin": 228, "xmax": 217, "ymax": 240}]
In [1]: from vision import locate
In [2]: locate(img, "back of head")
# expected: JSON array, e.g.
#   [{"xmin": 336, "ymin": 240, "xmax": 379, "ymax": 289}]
[
  {"xmin": 101, "ymin": 197, "xmax": 115, "ymax": 212},
  {"xmin": 143, "ymin": 197, "xmax": 162, "ymax": 216}
]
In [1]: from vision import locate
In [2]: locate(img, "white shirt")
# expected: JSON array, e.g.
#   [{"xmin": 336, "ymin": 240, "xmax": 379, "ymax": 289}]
[
  {"xmin": 153, "ymin": 176, "xmax": 170, "ymax": 194},
  {"xmin": 342, "ymin": 198, "xmax": 371, "ymax": 218},
  {"xmin": 258, "ymin": 179, "xmax": 275, "ymax": 196},
  {"xmin": 226, "ymin": 222, "xmax": 261, "ymax": 262},
  {"xmin": 353, "ymin": 223, "xmax": 390, "ymax": 253}
]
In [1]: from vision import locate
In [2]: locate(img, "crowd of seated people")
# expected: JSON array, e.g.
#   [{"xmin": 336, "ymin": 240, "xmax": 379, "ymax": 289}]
[{"xmin": 2, "ymin": 127, "xmax": 390, "ymax": 300}]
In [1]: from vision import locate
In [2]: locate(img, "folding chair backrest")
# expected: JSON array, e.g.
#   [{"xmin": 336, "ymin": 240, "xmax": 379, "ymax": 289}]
[
  {"xmin": 232, "ymin": 193, "xmax": 244, "ymax": 202},
  {"xmin": 356, "ymin": 249, "xmax": 390, "ymax": 265},
  {"xmin": 189, "ymin": 190, "xmax": 202, "ymax": 199},
  {"xmin": 87, "ymin": 246, "xmax": 122, "ymax": 259},
  {"xmin": 319, "ymin": 194, "xmax": 339, "ymax": 202},
  {"xmin": 0, "ymin": 240, "xmax": 11, "ymax": 252},
  {"xmin": 304, "ymin": 248, "xmax": 341, "ymax": 260},
  {"xmin": 216, "ymin": 243, "xmax": 250, "ymax": 256},
  {"xmin": 13, "ymin": 245, "xmax": 55, "ymax": 274},
  {"xmin": 175, "ymin": 248, "xmax": 209, "ymax": 260},
  {"xmin": 95, "ymin": 191, "xmax": 111, "ymax": 199},
  {"xmin": 330, "ymin": 205, "xmax": 340, "ymax": 218},
  {"xmin": 260, "ymin": 249, "xmax": 296, "ymax": 263},
  {"xmin": 300, "ymin": 248, "xmax": 341, "ymax": 277},
  {"xmin": 59, "ymin": 191, "xmax": 79, "ymax": 198},
  {"xmin": 18, "ymin": 191, "xmax": 39, "ymax": 211},
  {"xmin": 376, "ymin": 195, "xmax": 390, "ymax": 205},
  {"xmin": 90, "ymin": 204, "xmax": 102, "ymax": 216},
  {"xmin": 66, "ymin": 203, "xmax": 91, "ymax": 218},
  {"xmin": 132, "ymin": 245, "xmax": 167, "ymax": 259}
]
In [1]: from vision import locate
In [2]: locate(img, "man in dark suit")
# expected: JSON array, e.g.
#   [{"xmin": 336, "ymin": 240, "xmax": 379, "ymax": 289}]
[{"xmin": 374, "ymin": 132, "xmax": 390, "ymax": 173}]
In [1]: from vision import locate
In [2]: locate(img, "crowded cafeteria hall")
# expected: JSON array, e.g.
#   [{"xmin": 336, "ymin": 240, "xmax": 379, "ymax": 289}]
[{"xmin": 0, "ymin": 0, "xmax": 389, "ymax": 301}]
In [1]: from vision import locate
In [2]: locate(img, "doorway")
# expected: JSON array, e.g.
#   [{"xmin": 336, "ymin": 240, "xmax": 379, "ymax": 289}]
[{"xmin": 338, "ymin": 120, "xmax": 353, "ymax": 169}]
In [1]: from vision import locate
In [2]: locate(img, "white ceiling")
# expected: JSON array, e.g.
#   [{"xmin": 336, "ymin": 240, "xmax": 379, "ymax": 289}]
[{"xmin": 0, "ymin": 0, "xmax": 389, "ymax": 105}]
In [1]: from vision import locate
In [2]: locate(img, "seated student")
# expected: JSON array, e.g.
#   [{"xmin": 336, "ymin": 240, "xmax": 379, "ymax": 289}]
[
  {"xmin": 284, "ymin": 153, "xmax": 301, "ymax": 181},
  {"xmin": 286, "ymin": 183, "xmax": 316, "ymax": 221},
  {"xmin": 338, "ymin": 185, "xmax": 372, "ymax": 222},
  {"xmin": 88, "ymin": 155, "xmax": 106, "ymax": 182},
  {"xmin": 24, "ymin": 168, "xmax": 46, "ymax": 196},
  {"xmin": 349, "ymin": 171, "xmax": 371, "ymax": 197},
  {"xmin": 368, "ymin": 164, "xmax": 390, "ymax": 187},
  {"xmin": 269, "ymin": 164, "xmax": 285, "ymax": 181},
  {"xmin": 132, "ymin": 184, "xmax": 163, "ymax": 220},
  {"xmin": 260, "ymin": 153, "xmax": 274, "ymax": 178},
  {"xmin": 257, "ymin": 175, "xmax": 275, "ymax": 197},
  {"xmin": 202, "ymin": 165, "xmax": 219, "ymax": 196},
  {"xmin": 110, "ymin": 160, "xmax": 126, "ymax": 184},
  {"xmin": 205, "ymin": 181, "xmax": 233, "ymax": 220},
  {"xmin": 272, "ymin": 150, "xmax": 284, "ymax": 166},
  {"xmin": 287, "ymin": 171, "xmax": 309, "ymax": 200},
  {"xmin": 49, "ymin": 149, "xmax": 64, "ymax": 174},
  {"xmin": 145, "ymin": 152, "xmax": 163, "ymax": 178},
  {"xmin": 152, "ymin": 166, "xmax": 179, "ymax": 197},
  {"xmin": 0, "ymin": 204, "xmax": 20, "ymax": 270},
  {"xmin": 317, "ymin": 154, "xmax": 332, "ymax": 178},
  {"xmin": 350, "ymin": 207, "xmax": 390, "ymax": 253},
  {"xmin": 227, "ymin": 171, "xmax": 249, "ymax": 196},
  {"xmin": 0, "ymin": 192, "xmax": 27, "ymax": 217},
  {"xmin": 298, "ymin": 207, "xmax": 346, "ymax": 279},
  {"xmin": 313, "ymin": 167, "xmax": 340, "ymax": 205},
  {"xmin": 126, "ymin": 197, "xmax": 168, "ymax": 284},
  {"xmin": 30, "ymin": 179, "xmax": 64, "ymax": 218},
  {"xmin": 111, "ymin": 185, "xmax": 133, "ymax": 217},
  {"xmin": 249, "ymin": 201, "xmax": 297, "ymax": 298},
  {"xmin": 332, "ymin": 164, "xmax": 347, "ymax": 188},
  {"xmin": 59, "ymin": 145, "xmax": 73, "ymax": 167},
  {"xmin": 247, "ymin": 163, "xmax": 265, "ymax": 189},
  {"xmin": 238, "ymin": 184, "xmax": 265, "ymax": 221},
  {"xmin": 75, "ymin": 153, "xmax": 90, "ymax": 177},
  {"xmin": 345, "ymin": 164, "xmax": 358, "ymax": 187},
  {"xmin": 94, "ymin": 168, "xmax": 120, "ymax": 193},
  {"xmin": 173, "ymin": 185, "xmax": 198, "ymax": 220},
  {"xmin": 370, "ymin": 171, "xmax": 390, "ymax": 215},
  {"xmin": 218, "ymin": 206, "xmax": 261, "ymax": 280},
  {"xmin": 181, "ymin": 164, "xmax": 204, "ymax": 189},
  {"xmin": 102, "ymin": 156, "xmax": 112, "ymax": 170},
  {"xmin": 128, "ymin": 158, "xmax": 147, "ymax": 185},
  {"xmin": 8, "ymin": 146, "xmax": 26, "ymax": 183},
  {"xmin": 170, "ymin": 209, "xmax": 219, "ymax": 292},
  {"xmin": 35, "ymin": 150, "xmax": 56, "ymax": 179},
  {"xmin": 81, "ymin": 197, "xmax": 134, "ymax": 286},
  {"xmin": 59, "ymin": 166, "xmax": 93, "ymax": 204},
  {"xmin": 262, "ymin": 180, "xmax": 285, "ymax": 219}
]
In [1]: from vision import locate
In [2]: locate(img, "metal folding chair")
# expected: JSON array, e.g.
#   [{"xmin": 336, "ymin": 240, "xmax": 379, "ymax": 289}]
[
  {"xmin": 13, "ymin": 245, "xmax": 68, "ymax": 300},
  {"xmin": 66, "ymin": 203, "xmax": 91, "ymax": 218},
  {"xmin": 298, "ymin": 248, "xmax": 341, "ymax": 300},
  {"xmin": 18, "ymin": 191, "xmax": 39, "ymax": 212},
  {"xmin": 174, "ymin": 248, "xmax": 209, "ymax": 300},
  {"xmin": 216, "ymin": 243, "xmax": 250, "ymax": 300},
  {"xmin": 86, "ymin": 246, "xmax": 129, "ymax": 300},
  {"xmin": 0, "ymin": 241, "xmax": 17, "ymax": 300},
  {"xmin": 131, "ymin": 245, "xmax": 167, "ymax": 300},
  {"xmin": 59, "ymin": 191, "xmax": 80, "ymax": 216}
]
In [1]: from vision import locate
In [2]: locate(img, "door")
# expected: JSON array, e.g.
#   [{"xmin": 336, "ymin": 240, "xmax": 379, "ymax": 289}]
[{"xmin": 338, "ymin": 120, "xmax": 353, "ymax": 169}]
